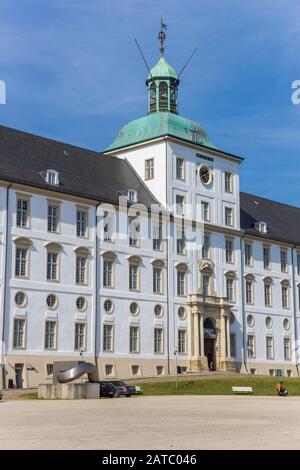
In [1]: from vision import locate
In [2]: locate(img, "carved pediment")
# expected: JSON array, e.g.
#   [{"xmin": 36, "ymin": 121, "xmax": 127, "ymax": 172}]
[{"xmin": 198, "ymin": 259, "xmax": 214, "ymax": 273}]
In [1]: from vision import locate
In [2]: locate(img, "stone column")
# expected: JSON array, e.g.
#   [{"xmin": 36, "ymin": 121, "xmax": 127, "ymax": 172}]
[
  {"xmin": 221, "ymin": 315, "xmax": 227, "ymax": 359},
  {"xmin": 199, "ymin": 314, "xmax": 205, "ymax": 357},
  {"xmin": 226, "ymin": 315, "xmax": 231, "ymax": 358},
  {"xmin": 193, "ymin": 313, "xmax": 200, "ymax": 357},
  {"xmin": 187, "ymin": 308, "xmax": 194, "ymax": 359}
]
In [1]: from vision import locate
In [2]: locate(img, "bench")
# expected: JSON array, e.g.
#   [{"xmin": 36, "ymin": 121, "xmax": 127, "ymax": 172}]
[{"xmin": 232, "ymin": 386, "xmax": 253, "ymax": 394}]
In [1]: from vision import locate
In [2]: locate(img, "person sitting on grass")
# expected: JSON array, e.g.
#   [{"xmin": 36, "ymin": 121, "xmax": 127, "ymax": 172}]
[{"xmin": 276, "ymin": 381, "xmax": 288, "ymax": 397}]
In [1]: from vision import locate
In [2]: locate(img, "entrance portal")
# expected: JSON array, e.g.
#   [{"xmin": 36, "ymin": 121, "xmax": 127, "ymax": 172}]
[
  {"xmin": 15, "ymin": 363, "xmax": 24, "ymax": 389},
  {"xmin": 204, "ymin": 338, "xmax": 216, "ymax": 371},
  {"xmin": 204, "ymin": 318, "xmax": 216, "ymax": 371}
]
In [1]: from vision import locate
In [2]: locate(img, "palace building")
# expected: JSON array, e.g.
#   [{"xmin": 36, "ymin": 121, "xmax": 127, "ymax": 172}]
[{"xmin": 1, "ymin": 33, "xmax": 300, "ymax": 388}]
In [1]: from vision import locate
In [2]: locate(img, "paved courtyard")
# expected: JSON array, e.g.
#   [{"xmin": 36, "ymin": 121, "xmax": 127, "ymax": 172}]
[{"xmin": 1, "ymin": 395, "xmax": 300, "ymax": 450}]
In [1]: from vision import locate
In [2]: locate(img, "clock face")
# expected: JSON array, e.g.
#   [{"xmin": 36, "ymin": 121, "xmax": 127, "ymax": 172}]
[{"xmin": 199, "ymin": 165, "xmax": 212, "ymax": 185}]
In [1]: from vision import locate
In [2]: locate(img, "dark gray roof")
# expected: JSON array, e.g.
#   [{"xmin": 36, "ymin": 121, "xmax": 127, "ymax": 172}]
[
  {"xmin": 240, "ymin": 192, "xmax": 300, "ymax": 245},
  {"xmin": 1, "ymin": 125, "xmax": 299, "ymax": 243},
  {"xmin": 0, "ymin": 125, "xmax": 160, "ymax": 209}
]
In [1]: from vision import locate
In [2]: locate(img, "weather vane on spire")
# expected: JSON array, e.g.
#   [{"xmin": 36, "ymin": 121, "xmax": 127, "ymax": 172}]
[{"xmin": 158, "ymin": 17, "xmax": 167, "ymax": 56}]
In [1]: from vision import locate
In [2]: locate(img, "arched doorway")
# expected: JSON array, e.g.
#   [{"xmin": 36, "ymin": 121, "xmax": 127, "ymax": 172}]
[{"xmin": 204, "ymin": 318, "xmax": 216, "ymax": 371}]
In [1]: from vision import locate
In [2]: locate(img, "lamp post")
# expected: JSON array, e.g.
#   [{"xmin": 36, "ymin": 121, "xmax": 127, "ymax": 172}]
[{"xmin": 174, "ymin": 348, "xmax": 178, "ymax": 390}]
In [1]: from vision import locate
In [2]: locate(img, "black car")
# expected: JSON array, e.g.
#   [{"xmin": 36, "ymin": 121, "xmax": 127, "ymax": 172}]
[
  {"xmin": 100, "ymin": 380, "xmax": 135, "ymax": 398},
  {"xmin": 0, "ymin": 389, "xmax": 3, "ymax": 401},
  {"xmin": 99, "ymin": 381, "xmax": 119, "ymax": 398}
]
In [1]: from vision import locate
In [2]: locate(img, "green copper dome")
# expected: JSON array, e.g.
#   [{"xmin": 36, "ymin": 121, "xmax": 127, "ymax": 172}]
[
  {"xmin": 106, "ymin": 112, "xmax": 216, "ymax": 151},
  {"xmin": 148, "ymin": 56, "xmax": 177, "ymax": 80}
]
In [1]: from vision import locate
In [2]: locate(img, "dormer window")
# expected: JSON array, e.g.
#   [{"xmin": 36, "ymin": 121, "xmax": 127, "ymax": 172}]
[
  {"xmin": 255, "ymin": 221, "xmax": 267, "ymax": 234},
  {"xmin": 128, "ymin": 189, "xmax": 138, "ymax": 203},
  {"xmin": 46, "ymin": 169, "xmax": 59, "ymax": 185}
]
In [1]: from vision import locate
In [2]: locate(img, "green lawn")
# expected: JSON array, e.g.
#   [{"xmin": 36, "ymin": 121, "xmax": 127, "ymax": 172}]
[{"xmin": 137, "ymin": 376, "xmax": 300, "ymax": 396}]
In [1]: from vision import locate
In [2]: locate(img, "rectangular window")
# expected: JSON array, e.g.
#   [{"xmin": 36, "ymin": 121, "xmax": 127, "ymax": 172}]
[
  {"xmin": 103, "ymin": 324, "xmax": 113, "ymax": 352},
  {"xmin": 282, "ymin": 285, "xmax": 289, "ymax": 308},
  {"xmin": 263, "ymin": 246, "xmax": 270, "ymax": 269},
  {"xmin": 176, "ymin": 228, "xmax": 186, "ymax": 255},
  {"xmin": 297, "ymin": 254, "xmax": 300, "ymax": 276},
  {"xmin": 153, "ymin": 267, "xmax": 162, "ymax": 294},
  {"xmin": 246, "ymin": 280, "xmax": 254, "ymax": 304},
  {"xmin": 230, "ymin": 333, "xmax": 236, "ymax": 357},
  {"xmin": 16, "ymin": 198, "xmax": 29, "ymax": 227},
  {"xmin": 47, "ymin": 252, "xmax": 58, "ymax": 281},
  {"xmin": 74, "ymin": 323, "xmax": 86, "ymax": 351},
  {"xmin": 145, "ymin": 158, "xmax": 154, "ymax": 180},
  {"xmin": 244, "ymin": 243, "xmax": 252, "ymax": 267},
  {"xmin": 177, "ymin": 270, "xmax": 186, "ymax": 296},
  {"xmin": 153, "ymin": 221, "xmax": 162, "ymax": 251},
  {"xmin": 129, "ymin": 326, "xmax": 139, "ymax": 353},
  {"xmin": 44, "ymin": 321, "xmax": 56, "ymax": 349},
  {"xmin": 46, "ymin": 364, "xmax": 53, "ymax": 376},
  {"xmin": 264, "ymin": 283, "xmax": 272, "ymax": 307},
  {"xmin": 154, "ymin": 328, "xmax": 163, "ymax": 354},
  {"xmin": 76, "ymin": 209, "xmax": 87, "ymax": 238},
  {"xmin": 128, "ymin": 217, "xmax": 140, "ymax": 247},
  {"xmin": 103, "ymin": 260, "xmax": 113, "ymax": 288},
  {"xmin": 47, "ymin": 205, "xmax": 59, "ymax": 233},
  {"xmin": 178, "ymin": 329, "xmax": 186, "ymax": 354},
  {"xmin": 284, "ymin": 337, "xmax": 291, "ymax": 361},
  {"xmin": 247, "ymin": 334, "xmax": 255, "ymax": 358},
  {"xmin": 176, "ymin": 195, "xmax": 185, "ymax": 215},
  {"xmin": 76, "ymin": 256, "xmax": 87, "ymax": 285},
  {"xmin": 15, "ymin": 248, "xmax": 27, "ymax": 277},
  {"xmin": 266, "ymin": 336, "xmax": 274, "ymax": 360},
  {"xmin": 225, "ymin": 207, "xmax": 233, "ymax": 226},
  {"xmin": 224, "ymin": 171, "xmax": 233, "ymax": 193},
  {"xmin": 13, "ymin": 319, "xmax": 25, "ymax": 348},
  {"xmin": 129, "ymin": 263, "xmax": 139, "ymax": 291},
  {"xmin": 176, "ymin": 157, "xmax": 185, "ymax": 180},
  {"xmin": 203, "ymin": 274, "xmax": 210, "ymax": 297},
  {"xmin": 202, "ymin": 234, "xmax": 210, "ymax": 259},
  {"xmin": 225, "ymin": 239, "xmax": 234, "ymax": 263},
  {"xmin": 226, "ymin": 277, "xmax": 234, "ymax": 302},
  {"xmin": 201, "ymin": 201, "xmax": 210, "ymax": 222},
  {"xmin": 281, "ymin": 249, "xmax": 288, "ymax": 273}
]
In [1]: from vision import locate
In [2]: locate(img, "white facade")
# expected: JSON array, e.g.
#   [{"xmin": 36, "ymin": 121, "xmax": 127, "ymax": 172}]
[{"xmin": 1, "ymin": 53, "xmax": 300, "ymax": 387}]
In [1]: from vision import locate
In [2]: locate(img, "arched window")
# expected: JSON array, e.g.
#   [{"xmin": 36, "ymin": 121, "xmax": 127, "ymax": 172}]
[
  {"xmin": 225, "ymin": 271, "xmax": 236, "ymax": 303},
  {"xmin": 170, "ymin": 84, "xmax": 177, "ymax": 113},
  {"xmin": 159, "ymin": 81, "xmax": 168, "ymax": 111},
  {"xmin": 281, "ymin": 280, "xmax": 290, "ymax": 309},
  {"xmin": 204, "ymin": 318, "xmax": 215, "ymax": 337},
  {"xmin": 245, "ymin": 274, "xmax": 255, "ymax": 305},
  {"xmin": 149, "ymin": 83, "xmax": 156, "ymax": 113},
  {"xmin": 263, "ymin": 277, "xmax": 273, "ymax": 307}
]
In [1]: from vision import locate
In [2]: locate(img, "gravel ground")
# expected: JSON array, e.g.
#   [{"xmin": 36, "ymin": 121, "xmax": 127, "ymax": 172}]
[{"xmin": 0, "ymin": 395, "xmax": 299, "ymax": 450}]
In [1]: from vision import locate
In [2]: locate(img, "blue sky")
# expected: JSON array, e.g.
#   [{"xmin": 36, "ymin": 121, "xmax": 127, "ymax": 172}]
[{"xmin": 1, "ymin": 0, "xmax": 300, "ymax": 205}]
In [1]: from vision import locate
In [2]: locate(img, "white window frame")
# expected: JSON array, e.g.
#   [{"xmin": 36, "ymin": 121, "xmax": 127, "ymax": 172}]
[
  {"xmin": 129, "ymin": 326, "xmax": 140, "ymax": 353},
  {"xmin": 74, "ymin": 322, "xmax": 86, "ymax": 351},
  {"xmin": 13, "ymin": 318, "xmax": 26, "ymax": 349},
  {"xmin": 154, "ymin": 327, "xmax": 164, "ymax": 354},
  {"xmin": 44, "ymin": 320, "xmax": 57, "ymax": 350},
  {"xmin": 145, "ymin": 158, "xmax": 154, "ymax": 180},
  {"xmin": 103, "ymin": 324, "xmax": 114, "ymax": 352}
]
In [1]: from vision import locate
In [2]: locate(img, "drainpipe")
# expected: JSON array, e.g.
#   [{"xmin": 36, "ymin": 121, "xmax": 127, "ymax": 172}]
[
  {"xmin": 94, "ymin": 203, "xmax": 101, "ymax": 375},
  {"xmin": 166, "ymin": 232, "xmax": 170, "ymax": 375},
  {"xmin": 0, "ymin": 184, "xmax": 12, "ymax": 389},
  {"xmin": 239, "ymin": 235, "xmax": 248, "ymax": 374},
  {"xmin": 291, "ymin": 246, "xmax": 299, "ymax": 376}
]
